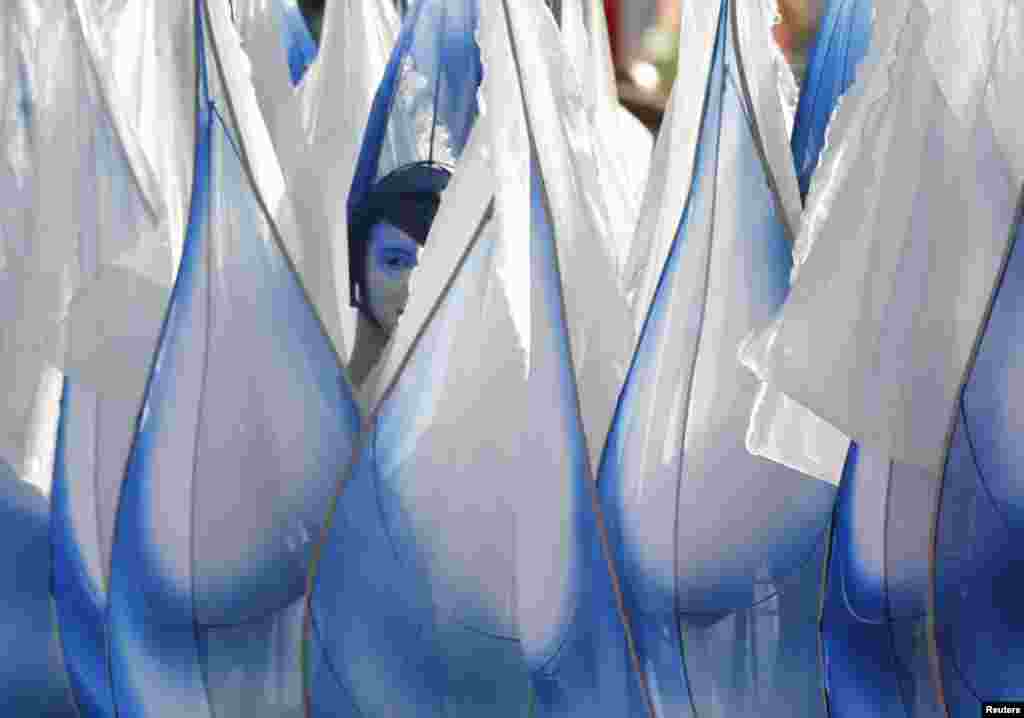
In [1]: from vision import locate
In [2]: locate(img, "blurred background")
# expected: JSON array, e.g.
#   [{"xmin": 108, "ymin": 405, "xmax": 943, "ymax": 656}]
[{"xmin": 296, "ymin": 0, "xmax": 825, "ymax": 131}]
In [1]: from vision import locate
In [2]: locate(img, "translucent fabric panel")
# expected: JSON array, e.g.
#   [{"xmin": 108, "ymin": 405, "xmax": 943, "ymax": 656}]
[
  {"xmin": 934, "ymin": 216, "xmax": 1024, "ymax": 716},
  {"xmin": 790, "ymin": 0, "xmax": 872, "ymax": 198},
  {"xmin": 233, "ymin": 0, "xmax": 318, "ymax": 87},
  {"xmin": 736, "ymin": 0, "xmax": 852, "ymax": 487},
  {"xmin": 279, "ymin": 0, "xmax": 317, "ymax": 84},
  {"xmin": 821, "ymin": 445, "xmax": 943, "ymax": 718},
  {"xmin": 305, "ymin": 217, "xmax": 534, "ymax": 717},
  {"xmin": 494, "ymin": 0, "xmax": 634, "ymax": 473},
  {"xmin": 259, "ymin": 0, "xmax": 399, "ymax": 360},
  {"xmin": 1, "ymin": 0, "xmax": 70, "ymax": 496},
  {"xmin": 231, "ymin": 0, "xmax": 314, "ymax": 173},
  {"xmin": 349, "ymin": 0, "xmax": 482, "ymax": 197},
  {"xmin": 558, "ymin": 0, "xmax": 653, "ymax": 277},
  {"xmin": 599, "ymin": 3, "xmax": 835, "ymax": 715},
  {"xmin": 486, "ymin": 2, "xmax": 647, "ymax": 714},
  {"xmin": 106, "ymin": 2, "xmax": 360, "ymax": 715},
  {"xmin": 49, "ymin": 4, "xmax": 183, "ymax": 712},
  {"xmin": 519, "ymin": 153, "xmax": 650, "ymax": 718},
  {"xmin": 0, "ymin": 465, "xmax": 77, "ymax": 716},
  {"xmin": 290, "ymin": 0, "xmax": 398, "ymax": 360},
  {"xmin": 307, "ymin": 2, "xmax": 646, "ymax": 713},
  {"xmin": 742, "ymin": 0, "xmax": 1024, "ymax": 469}
]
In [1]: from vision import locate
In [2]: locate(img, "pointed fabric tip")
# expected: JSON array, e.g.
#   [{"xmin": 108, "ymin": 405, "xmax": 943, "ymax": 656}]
[
  {"xmin": 599, "ymin": 2, "xmax": 834, "ymax": 715},
  {"xmin": 489, "ymin": 1, "xmax": 650, "ymax": 715},
  {"xmin": 741, "ymin": 0, "xmax": 870, "ymax": 487},
  {"xmin": 278, "ymin": 0, "xmax": 318, "ymax": 85},
  {"xmin": 50, "ymin": 6, "xmax": 188, "ymax": 713},
  {"xmin": 307, "ymin": 2, "xmax": 646, "ymax": 714},
  {"xmin": 483, "ymin": 0, "xmax": 532, "ymax": 375},
  {"xmin": 239, "ymin": 0, "xmax": 399, "ymax": 362},
  {"xmin": 496, "ymin": 0, "xmax": 632, "ymax": 473},
  {"xmin": 791, "ymin": 0, "xmax": 872, "ymax": 199},
  {"xmin": 305, "ymin": 214, "xmax": 533, "ymax": 716},
  {"xmin": 557, "ymin": 0, "xmax": 654, "ymax": 279},
  {"xmin": 305, "ymin": 6, "xmax": 534, "ymax": 714},
  {"xmin": 106, "ymin": 1, "xmax": 360, "ymax": 715},
  {"xmin": 516, "ymin": 154, "xmax": 650, "ymax": 718}
]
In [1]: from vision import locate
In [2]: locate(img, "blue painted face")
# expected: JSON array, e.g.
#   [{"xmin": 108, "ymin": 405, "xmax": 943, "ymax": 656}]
[{"xmin": 364, "ymin": 222, "xmax": 421, "ymax": 331}]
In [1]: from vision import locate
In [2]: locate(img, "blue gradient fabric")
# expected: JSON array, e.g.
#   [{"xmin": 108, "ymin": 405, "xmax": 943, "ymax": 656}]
[
  {"xmin": 790, "ymin": 0, "xmax": 872, "ymax": 198},
  {"xmin": 804, "ymin": 2, "xmax": 939, "ymax": 713},
  {"xmin": 1, "ymin": 465, "xmax": 77, "ymax": 716},
  {"xmin": 344, "ymin": 0, "xmax": 482, "ymax": 325},
  {"xmin": 104, "ymin": 2, "xmax": 361, "ymax": 715},
  {"xmin": 821, "ymin": 446, "xmax": 943, "ymax": 718},
  {"xmin": 304, "ymin": 207, "xmax": 535, "ymax": 717},
  {"xmin": 347, "ymin": 0, "xmax": 481, "ymax": 209},
  {"xmin": 822, "ymin": 218, "xmax": 1024, "ymax": 718},
  {"xmin": 305, "ymin": 0, "xmax": 649, "ymax": 713},
  {"xmin": 934, "ymin": 215, "xmax": 1024, "ymax": 716},
  {"xmin": 598, "ymin": 2, "xmax": 835, "ymax": 716},
  {"xmin": 517, "ymin": 156, "xmax": 650, "ymax": 718},
  {"xmin": 304, "ymin": 2, "xmax": 521, "ymax": 713},
  {"xmin": 488, "ymin": 1, "xmax": 648, "ymax": 714},
  {"xmin": 802, "ymin": 3, "xmax": 1024, "ymax": 716},
  {"xmin": 44, "ymin": 2, "xmax": 189, "ymax": 715},
  {"xmin": 277, "ymin": 0, "xmax": 318, "ymax": 85},
  {"xmin": 49, "ymin": 21, "xmax": 174, "ymax": 715}
]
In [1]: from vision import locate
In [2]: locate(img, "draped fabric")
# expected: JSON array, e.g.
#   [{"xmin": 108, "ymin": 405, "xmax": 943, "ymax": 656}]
[
  {"xmin": 303, "ymin": 144, "xmax": 534, "ymax": 717},
  {"xmin": 558, "ymin": 0, "xmax": 653, "ymax": 278},
  {"xmin": 934, "ymin": 213, "xmax": 1024, "ymax": 716},
  {"xmin": 278, "ymin": 0, "xmax": 318, "ymax": 84},
  {"xmin": 598, "ymin": 3, "xmax": 836, "ymax": 716},
  {"xmin": 303, "ymin": 4, "xmax": 526, "ymax": 716},
  {"xmin": 1, "ymin": 0, "xmax": 66, "ymax": 500},
  {"xmin": 281, "ymin": 0, "xmax": 399, "ymax": 360},
  {"xmin": 490, "ymin": 0, "xmax": 633, "ymax": 472},
  {"xmin": 347, "ymin": 0, "xmax": 481, "ymax": 211},
  {"xmin": 805, "ymin": 235, "xmax": 1024, "ymax": 715},
  {"xmin": 623, "ymin": 1, "xmax": 721, "ymax": 324},
  {"xmin": 492, "ymin": 1, "xmax": 646, "ymax": 715},
  {"xmin": 821, "ymin": 446, "xmax": 943, "ymax": 718},
  {"xmin": 342, "ymin": 0, "xmax": 483, "ymax": 412},
  {"xmin": 237, "ymin": 0, "xmax": 317, "ymax": 88},
  {"xmin": 105, "ymin": 2, "xmax": 361, "ymax": 716},
  {"xmin": 305, "ymin": 1, "xmax": 646, "ymax": 715},
  {"xmin": 748, "ymin": 1, "xmax": 1024, "ymax": 715},
  {"xmin": 740, "ymin": 0, "xmax": 1024, "ymax": 470},
  {"xmin": 49, "ymin": 2, "xmax": 196, "ymax": 712},
  {"xmin": 735, "ymin": 0, "xmax": 851, "ymax": 487},
  {"xmin": 231, "ymin": 0, "xmax": 317, "ymax": 172},
  {"xmin": 0, "ymin": 469, "xmax": 76, "ymax": 715},
  {"xmin": 789, "ymin": 0, "xmax": 872, "ymax": 198},
  {"xmin": 777, "ymin": 3, "xmax": 935, "ymax": 716}
]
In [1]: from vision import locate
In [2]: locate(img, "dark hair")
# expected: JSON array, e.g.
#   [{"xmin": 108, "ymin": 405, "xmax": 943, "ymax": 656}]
[{"xmin": 348, "ymin": 162, "xmax": 452, "ymax": 312}]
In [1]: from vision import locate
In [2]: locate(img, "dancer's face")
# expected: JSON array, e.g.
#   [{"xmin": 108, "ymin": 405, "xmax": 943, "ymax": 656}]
[{"xmin": 364, "ymin": 221, "xmax": 421, "ymax": 332}]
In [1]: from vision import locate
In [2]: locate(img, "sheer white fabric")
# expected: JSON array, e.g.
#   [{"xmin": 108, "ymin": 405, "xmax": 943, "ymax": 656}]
[
  {"xmin": 1, "ymin": 0, "xmax": 65, "ymax": 496},
  {"xmin": 233, "ymin": 0, "xmax": 400, "ymax": 359},
  {"xmin": 744, "ymin": 0, "xmax": 1024, "ymax": 469},
  {"xmin": 560, "ymin": 0, "xmax": 654, "ymax": 278},
  {"xmin": 735, "ymin": 0, "xmax": 850, "ymax": 486},
  {"xmin": 1, "ymin": 0, "xmax": 194, "ymax": 499}
]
